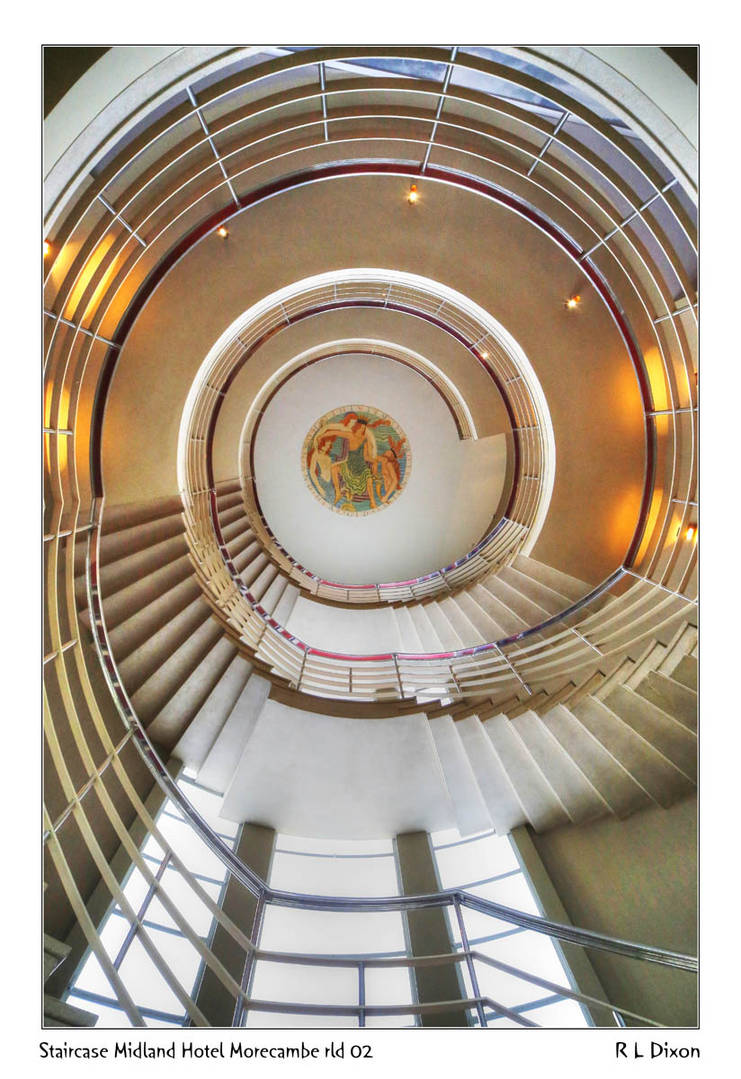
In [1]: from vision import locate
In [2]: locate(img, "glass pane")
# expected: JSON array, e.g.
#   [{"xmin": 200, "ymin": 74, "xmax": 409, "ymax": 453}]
[
  {"xmin": 260, "ymin": 905, "xmax": 406, "ymax": 957},
  {"xmin": 270, "ymin": 849, "xmax": 398, "ymax": 897},
  {"xmin": 155, "ymin": 813, "xmax": 229, "ymax": 881},
  {"xmin": 524, "ymin": 996, "xmax": 589, "ymax": 1027},
  {"xmin": 72, "ymin": 952, "xmax": 117, "ymax": 999},
  {"xmin": 66, "ymin": 994, "xmax": 130, "ymax": 1028},
  {"xmin": 116, "ymin": 934, "xmax": 188, "ymax": 1015},
  {"xmin": 250, "ymin": 957, "xmax": 358, "ymax": 1006},
  {"xmin": 99, "ymin": 910, "xmax": 132, "ymax": 959}
]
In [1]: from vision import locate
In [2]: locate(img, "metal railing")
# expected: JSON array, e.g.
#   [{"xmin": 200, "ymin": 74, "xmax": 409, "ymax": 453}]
[{"xmin": 43, "ymin": 45, "xmax": 697, "ymax": 1028}]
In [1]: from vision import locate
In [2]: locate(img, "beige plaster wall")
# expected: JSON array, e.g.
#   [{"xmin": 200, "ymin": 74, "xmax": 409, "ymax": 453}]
[
  {"xmin": 102, "ymin": 173, "xmax": 645, "ymax": 585},
  {"xmin": 529, "ymin": 795, "xmax": 697, "ymax": 1026}
]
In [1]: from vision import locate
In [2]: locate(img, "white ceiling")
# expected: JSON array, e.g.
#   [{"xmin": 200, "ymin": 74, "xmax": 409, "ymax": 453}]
[{"xmin": 251, "ymin": 353, "xmax": 508, "ymax": 584}]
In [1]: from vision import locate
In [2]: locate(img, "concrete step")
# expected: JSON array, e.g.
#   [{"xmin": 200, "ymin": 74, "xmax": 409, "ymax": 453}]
[
  {"xmin": 470, "ymin": 580, "xmax": 528, "ymax": 637},
  {"xmin": 101, "ymin": 553, "xmax": 195, "ymax": 630},
  {"xmin": 484, "ymin": 713, "xmax": 571, "ymax": 832},
  {"xmin": 499, "ymin": 565, "xmax": 572, "ymax": 617},
  {"xmin": 483, "ymin": 576, "xmax": 549, "ymax": 626},
  {"xmin": 98, "ymin": 531, "xmax": 189, "ymax": 599},
  {"xmin": 428, "ymin": 715, "xmax": 492, "ymax": 835},
  {"xmin": 668, "ymin": 654, "xmax": 697, "ymax": 692},
  {"xmin": 511, "ymin": 710, "xmax": 610, "ymax": 824},
  {"xmin": 258, "ymin": 573, "xmax": 290, "ymax": 616},
  {"xmin": 623, "ymin": 641, "xmax": 669, "ymax": 690},
  {"xmin": 424, "ymin": 602, "xmax": 465, "ymax": 651},
  {"xmin": 127, "ymin": 611, "xmax": 220, "ymax": 713},
  {"xmin": 572, "ymin": 696, "xmax": 695, "ymax": 808},
  {"xmin": 250, "ymin": 563, "xmax": 279, "ymax": 604},
  {"xmin": 409, "ymin": 605, "xmax": 445, "ymax": 653},
  {"xmin": 233, "ymin": 540, "xmax": 261, "ymax": 576},
  {"xmin": 456, "ymin": 715, "xmax": 526, "ymax": 834},
  {"xmin": 173, "ymin": 653, "xmax": 254, "ymax": 770},
  {"xmin": 635, "ymin": 670, "xmax": 697, "ymax": 733},
  {"xmin": 272, "ymin": 582, "xmax": 300, "ymax": 625},
  {"xmin": 453, "ymin": 591, "xmax": 500, "ymax": 642},
  {"xmin": 462, "ymin": 585, "xmax": 507, "ymax": 639},
  {"xmin": 100, "ymin": 509, "xmax": 184, "ymax": 565},
  {"xmin": 198, "ymin": 673, "xmax": 271, "ymax": 791},
  {"xmin": 436, "ymin": 594, "xmax": 489, "ymax": 645},
  {"xmin": 604, "ymin": 685, "xmax": 697, "ymax": 782},
  {"xmin": 393, "ymin": 605, "xmax": 426, "ymax": 653},
  {"xmin": 512, "ymin": 554, "xmax": 591, "ymax": 604},
  {"xmin": 107, "ymin": 576, "xmax": 201, "ymax": 662},
  {"xmin": 146, "ymin": 636, "xmax": 238, "ymax": 748},
  {"xmin": 540, "ymin": 704, "xmax": 653, "ymax": 818},
  {"xmin": 240, "ymin": 552, "xmax": 270, "ymax": 590},
  {"xmin": 118, "ymin": 596, "xmax": 215, "ymax": 695}
]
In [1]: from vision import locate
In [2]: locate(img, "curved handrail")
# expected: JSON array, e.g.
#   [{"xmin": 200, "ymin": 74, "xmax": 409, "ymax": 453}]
[{"xmin": 83, "ymin": 494, "xmax": 696, "ymax": 980}]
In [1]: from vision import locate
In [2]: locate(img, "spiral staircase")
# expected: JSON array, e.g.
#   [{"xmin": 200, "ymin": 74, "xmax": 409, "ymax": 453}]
[{"xmin": 43, "ymin": 45, "xmax": 698, "ymax": 1029}]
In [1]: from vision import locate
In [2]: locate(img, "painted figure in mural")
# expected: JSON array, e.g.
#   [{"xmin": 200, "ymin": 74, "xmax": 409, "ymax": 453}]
[
  {"xmin": 375, "ymin": 433, "xmax": 406, "ymax": 504},
  {"xmin": 304, "ymin": 407, "xmax": 409, "ymax": 515}
]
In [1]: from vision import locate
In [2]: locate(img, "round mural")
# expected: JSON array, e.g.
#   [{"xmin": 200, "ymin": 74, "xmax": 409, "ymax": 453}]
[{"xmin": 302, "ymin": 406, "xmax": 411, "ymax": 515}]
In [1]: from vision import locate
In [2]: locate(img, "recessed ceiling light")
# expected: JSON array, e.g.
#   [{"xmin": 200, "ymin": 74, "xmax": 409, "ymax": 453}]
[
  {"xmin": 407, "ymin": 183, "xmax": 419, "ymax": 205},
  {"xmin": 44, "ymin": 241, "xmax": 51, "ymax": 257},
  {"xmin": 565, "ymin": 295, "xmax": 581, "ymax": 310},
  {"xmin": 216, "ymin": 226, "xmax": 229, "ymax": 238}
]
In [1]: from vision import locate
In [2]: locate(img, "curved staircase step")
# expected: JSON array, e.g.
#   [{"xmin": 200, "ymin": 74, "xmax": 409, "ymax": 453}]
[
  {"xmin": 635, "ymin": 671, "xmax": 697, "ymax": 733},
  {"xmin": 198, "ymin": 673, "xmax": 270, "ymax": 791},
  {"xmin": 392, "ymin": 606, "xmax": 425, "ymax": 653},
  {"xmin": 424, "ymin": 602, "xmax": 466, "ymax": 651},
  {"xmin": 118, "ymin": 596, "xmax": 216, "ymax": 695},
  {"xmin": 511, "ymin": 710, "xmax": 610, "ymax": 824},
  {"xmin": 540, "ymin": 704, "xmax": 652, "ymax": 818},
  {"xmin": 571, "ymin": 696, "xmax": 695, "ymax": 808},
  {"xmin": 174, "ymin": 654, "xmax": 253, "ymax": 769},
  {"xmin": 604, "ymin": 685, "xmax": 697, "ymax": 781},
  {"xmin": 666, "ymin": 654, "xmax": 697, "ymax": 692},
  {"xmin": 483, "ymin": 713, "xmax": 571, "ymax": 832},
  {"xmin": 135, "ymin": 631, "xmax": 232, "ymax": 734},
  {"xmin": 145, "ymin": 636, "xmax": 238, "ymax": 748},
  {"xmin": 499, "ymin": 564, "xmax": 574, "ymax": 616},
  {"xmin": 99, "ymin": 531, "xmax": 189, "ymax": 598},
  {"xmin": 451, "ymin": 591, "xmax": 498, "ymax": 642},
  {"xmin": 456, "ymin": 716, "xmax": 526, "ymax": 835},
  {"xmin": 107, "ymin": 576, "xmax": 201, "ymax": 661},
  {"xmin": 428, "ymin": 715, "xmax": 492, "ymax": 836}
]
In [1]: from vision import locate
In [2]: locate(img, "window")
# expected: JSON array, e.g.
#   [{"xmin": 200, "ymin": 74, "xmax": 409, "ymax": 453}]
[{"xmin": 64, "ymin": 771, "xmax": 238, "ymax": 1028}]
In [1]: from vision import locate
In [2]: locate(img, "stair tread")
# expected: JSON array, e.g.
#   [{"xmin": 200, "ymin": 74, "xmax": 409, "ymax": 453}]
[
  {"xmin": 198, "ymin": 673, "xmax": 271, "ymax": 791},
  {"xmin": 174, "ymin": 654, "xmax": 253, "ymax": 769},
  {"xmin": 457, "ymin": 716, "xmax": 525, "ymax": 834},
  {"xmin": 428, "ymin": 715, "xmax": 492, "ymax": 836},
  {"xmin": 512, "ymin": 710, "xmax": 609, "ymax": 823},
  {"xmin": 605, "ymin": 685, "xmax": 697, "ymax": 781},
  {"xmin": 541, "ymin": 704, "xmax": 653, "ymax": 817},
  {"xmin": 484, "ymin": 713, "xmax": 571, "ymax": 831},
  {"xmin": 572, "ymin": 697, "xmax": 694, "ymax": 807},
  {"xmin": 635, "ymin": 671, "xmax": 697, "ymax": 732}
]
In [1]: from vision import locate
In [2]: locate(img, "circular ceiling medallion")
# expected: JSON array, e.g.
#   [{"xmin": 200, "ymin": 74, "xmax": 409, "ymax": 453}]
[{"xmin": 301, "ymin": 406, "xmax": 411, "ymax": 516}]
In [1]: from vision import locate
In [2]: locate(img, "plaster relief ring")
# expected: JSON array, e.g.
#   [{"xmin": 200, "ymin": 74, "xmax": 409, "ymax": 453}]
[{"xmin": 302, "ymin": 406, "xmax": 411, "ymax": 516}]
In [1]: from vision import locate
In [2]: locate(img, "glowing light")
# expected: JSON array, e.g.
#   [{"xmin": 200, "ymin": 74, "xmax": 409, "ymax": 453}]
[
  {"xmin": 685, "ymin": 524, "xmax": 697, "ymax": 542},
  {"xmin": 44, "ymin": 240, "xmax": 51, "ymax": 258},
  {"xmin": 565, "ymin": 295, "xmax": 581, "ymax": 310},
  {"xmin": 407, "ymin": 183, "xmax": 419, "ymax": 205},
  {"xmin": 216, "ymin": 226, "xmax": 229, "ymax": 238},
  {"xmin": 481, "ymin": 350, "xmax": 489, "ymax": 359}
]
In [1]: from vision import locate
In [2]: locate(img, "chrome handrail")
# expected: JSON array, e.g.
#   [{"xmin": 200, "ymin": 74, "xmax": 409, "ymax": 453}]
[{"xmin": 84, "ymin": 494, "xmax": 697, "ymax": 987}]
